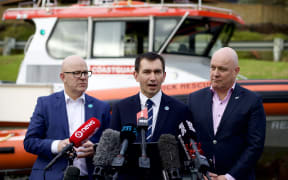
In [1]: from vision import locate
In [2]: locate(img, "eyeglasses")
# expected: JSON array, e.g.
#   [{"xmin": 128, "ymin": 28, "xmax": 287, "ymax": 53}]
[{"xmin": 64, "ymin": 71, "xmax": 92, "ymax": 78}]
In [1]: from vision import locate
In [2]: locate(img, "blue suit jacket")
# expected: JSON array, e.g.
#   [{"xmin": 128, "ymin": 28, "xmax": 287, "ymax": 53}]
[
  {"xmin": 188, "ymin": 83, "xmax": 266, "ymax": 180},
  {"xmin": 24, "ymin": 91, "xmax": 111, "ymax": 180}
]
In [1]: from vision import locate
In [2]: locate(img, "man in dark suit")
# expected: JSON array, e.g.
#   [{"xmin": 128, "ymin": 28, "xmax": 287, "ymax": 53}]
[
  {"xmin": 110, "ymin": 52, "xmax": 191, "ymax": 179},
  {"xmin": 188, "ymin": 47, "xmax": 266, "ymax": 180},
  {"xmin": 24, "ymin": 55, "xmax": 111, "ymax": 180}
]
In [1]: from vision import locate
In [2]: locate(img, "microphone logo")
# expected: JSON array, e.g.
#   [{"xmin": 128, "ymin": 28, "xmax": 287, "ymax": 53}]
[
  {"xmin": 186, "ymin": 120, "xmax": 195, "ymax": 132},
  {"xmin": 137, "ymin": 108, "xmax": 148, "ymax": 127},
  {"xmin": 75, "ymin": 131, "xmax": 83, "ymax": 138},
  {"xmin": 178, "ymin": 122, "xmax": 186, "ymax": 136},
  {"xmin": 74, "ymin": 119, "xmax": 96, "ymax": 138}
]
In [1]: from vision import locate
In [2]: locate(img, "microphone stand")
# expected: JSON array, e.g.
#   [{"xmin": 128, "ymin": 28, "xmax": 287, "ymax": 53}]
[
  {"xmin": 178, "ymin": 135, "xmax": 211, "ymax": 180},
  {"xmin": 43, "ymin": 145, "xmax": 76, "ymax": 180},
  {"xmin": 137, "ymin": 113, "xmax": 151, "ymax": 180},
  {"xmin": 178, "ymin": 135, "xmax": 198, "ymax": 180},
  {"xmin": 189, "ymin": 139, "xmax": 211, "ymax": 180},
  {"xmin": 139, "ymin": 128, "xmax": 150, "ymax": 168},
  {"xmin": 136, "ymin": 111, "xmax": 150, "ymax": 169}
]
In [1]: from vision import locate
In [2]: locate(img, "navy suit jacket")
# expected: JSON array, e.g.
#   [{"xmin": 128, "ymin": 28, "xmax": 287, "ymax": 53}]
[
  {"xmin": 110, "ymin": 92, "xmax": 191, "ymax": 180},
  {"xmin": 110, "ymin": 92, "xmax": 191, "ymax": 141},
  {"xmin": 188, "ymin": 83, "xmax": 266, "ymax": 180},
  {"xmin": 24, "ymin": 91, "xmax": 111, "ymax": 180}
]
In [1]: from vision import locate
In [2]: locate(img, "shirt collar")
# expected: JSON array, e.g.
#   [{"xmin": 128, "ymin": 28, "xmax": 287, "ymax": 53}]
[
  {"xmin": 64, "ymin": 91, "xmax": 85, "ymax": 104},
  {"xmin": 210, "ymin": 82, "xmax": 236, "ymax": 93},
  {"xmin": 139, "ymin": 90, "xmax": 162, "ymax": 107}
]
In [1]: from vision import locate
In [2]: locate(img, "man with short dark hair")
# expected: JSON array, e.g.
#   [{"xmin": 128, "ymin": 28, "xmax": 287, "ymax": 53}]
[
  {"xmin": 110, "ymin": 52, "xmax": 192, "ymax": 179},
  {"xmin": 111, "ymin": 52, "xmax": 190, "ymax": 141}
]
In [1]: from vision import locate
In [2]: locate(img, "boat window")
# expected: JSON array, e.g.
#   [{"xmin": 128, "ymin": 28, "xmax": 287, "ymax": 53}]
[
  {"xmin": 47, "ymin": 19, "xmax": 88, "ymax": 59},
  {"xmin": 154, "ymin": 18, "xmax": 179, "ymax": 51},
  {"xmin": 92, "ymin": 20, "xmax": 149, "ymax": 57},
  {"xmin": 161, "ymin": 18, "xmax": 227, "ymax": 56},
  {"xmin": 209, "ymin": 23, "xmax": 234, "ymax": 56}
]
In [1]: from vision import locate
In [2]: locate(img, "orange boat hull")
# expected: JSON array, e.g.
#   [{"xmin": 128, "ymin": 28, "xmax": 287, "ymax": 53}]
[
  {"xmin": 87, "ymin": 79, "xmax": 288, "ymax": 116},
  {"xmin": 0, "ymin": 129, "xmax": 37, "ymax": 170}
]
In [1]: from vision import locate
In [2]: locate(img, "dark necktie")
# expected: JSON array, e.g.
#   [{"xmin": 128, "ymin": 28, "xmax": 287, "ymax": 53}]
[{"xmin": 145, "ymin": 99, "xmax": 153, "ymax": 142}]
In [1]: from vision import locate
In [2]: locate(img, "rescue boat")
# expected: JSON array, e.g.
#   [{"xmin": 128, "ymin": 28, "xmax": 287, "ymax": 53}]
[{"xmin": 0, "ymin": 0, "xmax": 287, "ymax": 177}]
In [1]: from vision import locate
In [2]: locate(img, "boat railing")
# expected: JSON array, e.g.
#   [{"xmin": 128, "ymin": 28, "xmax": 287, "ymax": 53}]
[
  {"xmin": 4, "ymin": 0, "xmax": 241, "ymax": 19},
  {"xmin": 18, "ymin": 0, "xmax": 58, "ymax": 8}
]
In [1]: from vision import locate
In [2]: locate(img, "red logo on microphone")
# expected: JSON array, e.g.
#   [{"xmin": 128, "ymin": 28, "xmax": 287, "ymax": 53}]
[
  {"xmin": 75, "ymin": 131, "xmax": 83, "ymax": 138},
  {"xmin": 74, "ymin": 120, "xmax": 96, "ymax": 138}
]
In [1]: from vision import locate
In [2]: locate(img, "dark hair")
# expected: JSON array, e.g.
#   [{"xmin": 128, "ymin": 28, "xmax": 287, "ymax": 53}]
[{"xmin": 134, "ymin": 52, "xmax": 165, "ymax": 72}]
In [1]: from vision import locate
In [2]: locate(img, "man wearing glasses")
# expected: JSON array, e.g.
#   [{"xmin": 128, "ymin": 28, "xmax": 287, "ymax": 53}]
[{"xmin": 24, "ymin": 55, "xmax": 111, "ymax": 180}]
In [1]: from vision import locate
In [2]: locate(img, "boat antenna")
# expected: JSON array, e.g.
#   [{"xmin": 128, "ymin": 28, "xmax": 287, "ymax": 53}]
[{"xmin": 198, "ymin": 0, "xmax": 202, "ymax": 10}]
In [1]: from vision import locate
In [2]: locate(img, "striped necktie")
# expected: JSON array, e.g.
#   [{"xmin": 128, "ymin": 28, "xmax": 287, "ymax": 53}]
[{"xmin": 146, "ymin": 99, "xmax": 153, "ymax": 142}]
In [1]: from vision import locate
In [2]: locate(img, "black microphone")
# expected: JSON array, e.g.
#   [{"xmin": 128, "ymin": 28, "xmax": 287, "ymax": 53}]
[
  {"xmin": 45, "ymin": 118, "xmax": 101, "ymax": 170},
  {"xmin": 178, "ymin": 126, "xmax": 210, "ymax": 180},
  {"xmin": 158, "ymin": 134, "xmax": 181, "ymax": 180},
  {"xmin": 112, "ymin": 124, "xmax": 137, "ymax": 167},
  {"xmin": 63, "ymin": 165, "xmax": 80, "ymax": 180},
  {"xmin": 178, "ymin": 120, "xmax": 209, "ymax": 174},
  {"xmin": 189, "ymin": 138, "xmax": 210, "ymax": 178},
  {"xmin": 178, "ymin": 119, "xmax": 197, "ymax": 144},
  {"xmin": 93, "ymin": 129, "xmax": 121, "ymax": 179},
  {"xmin": 136, "ymin": 109, "xmax": 150, "ymax": 168}
]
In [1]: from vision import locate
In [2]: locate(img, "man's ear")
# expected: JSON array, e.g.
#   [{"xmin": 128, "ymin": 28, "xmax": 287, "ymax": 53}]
[
  {"xmin": 133, "ymin": 71, "xmax": 139, "ymax": 82},
  {"xmin": 163, "ymin": 71, "xmax": 166, "ymax": 82},
  {"xmin": 60, "ymin": 72, "xmax": 65, "ymax": 82},
  {"xmin": 235, "ymin": 66, "xmax": 240, "ymax": 74}
]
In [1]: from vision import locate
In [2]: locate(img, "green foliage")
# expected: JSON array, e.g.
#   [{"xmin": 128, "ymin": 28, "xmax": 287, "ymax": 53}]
[
  {"xmin": 239, "ymin": 59, "xmax": 288, "ymax": 79},
  {"xmin": 0, "ymin": 23, "xmax": 35, "ymax": 41},
  {"xmin": 237, "ymin": 50, "xmax": 288, "ymax": 62},
  {"xmin": 0, "ymin": 55, "xmax": 287, "ymax": 82},
  {"xmin": 0, "ymin": 55, "xmax": 24, "ymax": 82},
  {"xmin": 237, "ymin": 51, "xmax": 273, "ymax": 60},
  {"xmin": 231, "ymin": 30, "xmax": 288, "ymax": 41}
]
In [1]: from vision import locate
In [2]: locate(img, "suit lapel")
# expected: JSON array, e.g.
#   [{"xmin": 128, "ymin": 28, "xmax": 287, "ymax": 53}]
[
  {"xmin": 206, "ymin": 89, "xmax": 215, "ymax": 138},
  {"xmin": 216, "ymin": 84, "xmax": 242, "ymax": 135},
  {"xmin": 55, "ymin": 91, "xmax": 70, "ymax": 137},
  {"xmin": 153, "ymin": 94, "xmax": 169, "ymax": 139},
  {"xmin": 85, "ymin": 94, "xmax": 94, "ymax": 122},
  {"xmin": 132, "ymin": 94, "xmax": 142, "ymax": 124}
]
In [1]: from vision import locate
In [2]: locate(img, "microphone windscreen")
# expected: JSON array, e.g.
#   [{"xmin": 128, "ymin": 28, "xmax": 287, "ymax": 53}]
[
  {"xmin": 63, "ymin": 166, "xmax": 80, "ymax": 180},
  {"xmin": 120, "ymin": 124, "xmax": 137, "ymax": 142},
  {"xmin": 70, "ymin": 117, "xmax": 101, "ymax": 147},
  {"xmin": 93, "ymin": 129, "xmax": 121, "ymax": 167},
  {"xmin": 158, "ymin": 134, "xmax": 181, "ymax": 169}
]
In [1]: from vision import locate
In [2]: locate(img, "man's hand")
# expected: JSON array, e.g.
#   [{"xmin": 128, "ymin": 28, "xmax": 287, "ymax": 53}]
[
  {"xmin": 207, "ymin": 172, "xmax": 218, "ymax": 180},
  {"xmin": 58, "ymin": 138, "xmax": 70, "ymax": 152},
  {"xmin": 206, "ymin": 173, "xmax": 227, "ymax": 180},
  {"xmin": 216, "ymin": 175, "xmax": 227, "ymax": 180},
  {"xmin": 75, "ymin": 140, "xmax": 95, "ymax": 158}
]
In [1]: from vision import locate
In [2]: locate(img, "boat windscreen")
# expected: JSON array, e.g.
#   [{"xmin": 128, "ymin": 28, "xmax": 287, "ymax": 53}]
[
  {"xmin": 156, "ymin": 18, "xmax": 235, "ymax": 57},
  {"xmin": 47, "ymin": 19, "xmax": 88, "ymax": 59}
]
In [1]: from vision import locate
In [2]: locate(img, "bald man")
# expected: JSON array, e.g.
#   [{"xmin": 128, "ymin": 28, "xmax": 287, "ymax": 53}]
[
  {"xmin": 188, "ymin": 47, "xmax": 266, "ymax": 180},
  {"xmin": 24, "ymin": 55, "xmax": 111, "ymax": 180}
]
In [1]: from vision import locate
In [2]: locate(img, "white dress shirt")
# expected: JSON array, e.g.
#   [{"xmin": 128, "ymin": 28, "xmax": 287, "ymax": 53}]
[
  {"xmin": 139, "ymin": 90, "xmax": 162, "ymax": 136},
  {"xmin": 51, "ymin": 92, "xmax": 88, "ymax": 176}
]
